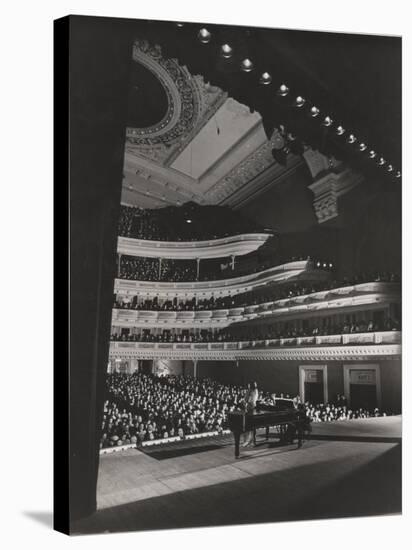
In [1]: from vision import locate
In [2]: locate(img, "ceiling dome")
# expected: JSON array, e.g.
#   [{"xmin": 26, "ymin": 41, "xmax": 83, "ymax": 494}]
[{"xmin": 127, "ymin": 60, "xmax": 169, "ymax": 129}]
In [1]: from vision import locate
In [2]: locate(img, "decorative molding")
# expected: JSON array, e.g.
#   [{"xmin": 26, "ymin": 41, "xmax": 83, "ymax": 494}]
[
  {"xmin": 206, "ymin": 129, "xmax": 301, "ymax": 204},
  {"xmin": 114, "ymin": 260, "xmax": 319, "ymax": 298},
  {"xmin": 117, "ymin": 232, "xmax": 272, "ymax": 260},
  {"xmin": 109, "ymin": 337, "xmax": 401, "ymax": 362},
  {"xmin": 112, "ymin": 285, "xmax": 400, "ymax": 329},
  {"xmin": 308, "ymin": 168, "xmax": 364, "ymax": 224},
  {"xmin": 125, "ymin": 40, "xmax": 227, "ymax": 166}
]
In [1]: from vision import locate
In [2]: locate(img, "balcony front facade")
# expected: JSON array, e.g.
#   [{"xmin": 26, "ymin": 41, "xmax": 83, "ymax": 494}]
[
  {"xmin": 111, "ymin": 281, "xmax": 400, "ymax": 329},
  {"xmin": 109, "ymin": 330, "xmax": 401, "ymax": 362},
  {"xmin": 117, "ymin": 232, "xmax": 272, "ymax": 260}
]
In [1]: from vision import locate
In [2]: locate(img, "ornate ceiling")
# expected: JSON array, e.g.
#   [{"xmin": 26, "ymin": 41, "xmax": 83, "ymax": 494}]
[{"xmin": 122, "ymin": 40, "xmax": 304, "ymax": 209}]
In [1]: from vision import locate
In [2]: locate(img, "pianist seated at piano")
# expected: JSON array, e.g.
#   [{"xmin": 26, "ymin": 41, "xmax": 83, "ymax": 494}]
[
  {"xmin": 229, "ymin": 389, "xmax": 311, "ymax": 458},
  {"xmin": 242, "ymin": 381, "xmax": 259, "ymax": 447}
]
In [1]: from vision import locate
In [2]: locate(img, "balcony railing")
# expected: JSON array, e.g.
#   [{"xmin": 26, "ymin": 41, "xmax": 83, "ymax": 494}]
[
  {"xmin": 109, "ymin": 331, "xmax": 401, "ymax": 361},
  {"xmin": 117, "ymin": 232, "xmax": 272, "ymax": 260}
]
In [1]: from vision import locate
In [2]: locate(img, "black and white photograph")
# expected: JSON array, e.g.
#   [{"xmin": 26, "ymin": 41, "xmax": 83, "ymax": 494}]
[
  {"xmin": 2, "ymin": 2, "xmax": 409, "ymax": 547},
  {"xmin": 53, "ymin": 13, "xmax": 403, "ymax": 536}
]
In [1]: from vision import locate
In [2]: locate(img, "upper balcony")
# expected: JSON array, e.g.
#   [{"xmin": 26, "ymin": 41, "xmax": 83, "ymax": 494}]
[
  {"xmin": 117, "ymin": 232, "xmax": 272, "ymax": 260},
  {"xmin": 114, "ymin": 259, "xmax": 329, "ymax": 298}
]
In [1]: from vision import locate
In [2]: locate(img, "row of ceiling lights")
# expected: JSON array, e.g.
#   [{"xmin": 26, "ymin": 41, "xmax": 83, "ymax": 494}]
[{"xmin": 177, "ymin": 24, "xmax": 401, "ymax": 180}]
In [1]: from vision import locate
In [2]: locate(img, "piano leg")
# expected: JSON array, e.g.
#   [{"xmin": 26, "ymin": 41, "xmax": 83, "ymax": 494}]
[{"xmin": 234, "ymin": 431, "xmax": 241, "ymax": 459}]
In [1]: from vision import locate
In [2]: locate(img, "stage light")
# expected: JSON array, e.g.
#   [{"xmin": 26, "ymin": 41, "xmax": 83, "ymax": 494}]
[
  {"xmin": 336, "ymin": 126, "xmax": 345, "ymax": 135},
  {"xmin": 329, "ymin": 263, "xmax": 333, "ymax": 268},
  {"xmin": 322, "ymin": 116, "xmax": 333, "ymax": 127},
  {"xmin": 241, "ymin": 58, "xmax": 254, "ymax": 72},
  {"xmin": 369, "ymin": 150, "xmax": 376, "ymax": 159},
  {"xmin": 294, "ymin": 96, "xmax": 306, "ymax": 108},
  {"xmin": 310, "ymin": 106, "xmax": 320, "ymax": 117},
  {"xmin": 176, "ymin": 23, "xmax": 184, "ymax": 27},
  {"xmin": 277, "ymin": 83, "xmax": 289, "ymax": 97},
  {"xmin": 221, "ymin": 44, "xmax": 233, "ymax": 58},
  {"xmin": 359, "ymin": 143, "xmax": 367, "ymax": 152},
  {"xmin": 260, "ymin": 72, "xmax": 272, "ymax": 85},
  {"xmin": 316, "ymin": 261, "xmax": 321, "ymax": 267},
  {"xmin": 186, "ymin": 219, "xmax": 192, "ymax": 223},
  {"xmin": 387, "ymin": 164, "xmax": 394, "ymax": 172},
  {"xmin": 347, "ymin": 134, "xmax": 357, "ymax": 144},
  {"xmin": 378, "ymin": 157, "xmax": 386, "ymax": 166},
  {"xmin": 198, "ymin": 28, "xmax": 211, "ymax": 44},
  {"xmin": 395, "ymin": 171, "xmax": 401, "ymax": 178}
]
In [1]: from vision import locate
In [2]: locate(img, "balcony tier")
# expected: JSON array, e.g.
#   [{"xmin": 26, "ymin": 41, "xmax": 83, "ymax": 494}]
[
  {"xmin": 112, "ymin": 282, "xmax": 400, "ymax": 329},
  {"xmin": 109, "ymin": 331, "xmax": 401, "ymax": 361},
  {"xmin": 117, "ymin": 232, "xmax": 272, "ymax": 260},
  {"xmin": 114, "ymin": 260, "xmax": 329, "ymax": 299}
]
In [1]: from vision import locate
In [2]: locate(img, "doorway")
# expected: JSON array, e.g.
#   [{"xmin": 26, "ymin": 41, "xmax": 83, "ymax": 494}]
[
  {"xmin": 343, "ymin": 365, "xmax": 381, "ymax": 410},
  {"xmin": 299, "ymin": 365, "xmax": 328, "ymax": 405}
]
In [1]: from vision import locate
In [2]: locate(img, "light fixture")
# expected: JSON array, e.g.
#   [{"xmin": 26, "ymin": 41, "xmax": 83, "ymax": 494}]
[
  {"xmin": 198, "ymin": 28, "xmax": 211, "ymax": 44},
  {"xmin": 387, "ymin": 164, "xmax": 394, "ymax": 172},
  {"xmin": 322, "ymin": 116, "xmax": 333, "ymax": 127},
  {"xmin": 336, "ymin": 125, "xmax": 345, "ymax": 135},
  {"xmin": 316, "ymin": 261, "xmax": 321, "ymax": 267},
  {"xmin": 369, "ymin": 150, "xmax": 377, "ymax": 159},
  {"xmin": 221, "ymin": 44, "xmax": 233, "ymax": 58},
  {"xmin": 277, "ymin": 83, "xmax": 289, "ymax": 97},
  {"xmin": 310, "ymin": 106, "xmax": 320, "ymax": 117},
  {"xmin": 176, "ymin": 23, "xmax": 184, "ymax": 27},
  {"xmin": 359, "ymin": 142, "xmax": 367, "ymax": 152},
  {"xmin": 378, "ymin": 157, "xmax": 386, "ymax": 166},
  {"xmin": 186, "ymin": 219, "xmax": 192, "ymax": 223},
  {"xmin": 395, "ymin": 171, "xmax": 401, "ymax": 179},
  {"xmin": 294, "ymin": 96, "xmax": 306, "ymax": 108},
  {"xmin": 260, "ymin": 72, "xmax": 272, "ymax": 85},
  {"xmin": 347, "ymin": 134, "xmax": 357, "ymax": 144},
  {"xmin": 241, "ymin": 58, "xmax": 254, "ymax": 72},
  {"xmin": 329, "ymin": 263, "xmax": 333, "ymax": 268}
]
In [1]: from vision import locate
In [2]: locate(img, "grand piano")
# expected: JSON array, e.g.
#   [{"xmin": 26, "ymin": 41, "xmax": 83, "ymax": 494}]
[{"xmin": 228, "ymin": 399, "xmax": 308, "ymax": 458}]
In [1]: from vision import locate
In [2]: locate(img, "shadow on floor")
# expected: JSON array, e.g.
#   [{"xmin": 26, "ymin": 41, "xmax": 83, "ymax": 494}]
[{"xmin": 73, "ymin": 443, "xmax": 401, "ymax": 535}]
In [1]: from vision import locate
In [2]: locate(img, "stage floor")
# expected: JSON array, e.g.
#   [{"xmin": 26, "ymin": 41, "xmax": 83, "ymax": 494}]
[{"xmin": 73, "ymin": 416, "xmax": 402, "ymax": 534}]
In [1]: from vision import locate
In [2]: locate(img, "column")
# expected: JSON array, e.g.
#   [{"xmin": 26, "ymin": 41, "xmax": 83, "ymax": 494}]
[
  {"xmin": 196, "ymin": 258, "xmax": 200, "ymax": 280},
  {"xmin": 193, "ymin": 360, "xmax": 198, "ymax": 378},
  {"xmin": 231, "ymin": 254, "xmax": 235, "ymax": 270},
  {"xmin": 158, "ymin": 257, "xmax": 162, "ymax": 280}
]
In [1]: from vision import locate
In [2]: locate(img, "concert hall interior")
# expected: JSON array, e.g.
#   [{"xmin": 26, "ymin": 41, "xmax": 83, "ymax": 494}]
[{"xmin": 63, "ymin": 16, "xmax": 401, "ymax": 535}]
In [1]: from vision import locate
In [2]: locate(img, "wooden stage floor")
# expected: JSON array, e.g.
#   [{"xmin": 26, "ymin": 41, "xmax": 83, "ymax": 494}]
[{"xmin": 73, "ymin": 416, "xmax": 402, "ymax": 535}]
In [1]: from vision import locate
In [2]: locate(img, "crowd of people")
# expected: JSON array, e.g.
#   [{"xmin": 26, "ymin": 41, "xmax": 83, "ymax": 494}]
[
  {"xmin": 118, "ymin": 204, "xmax": 263, "ymax": 241},
  {"xmin": 113, "ymin": 271, "xmax": 400, "ymax": 312},
  {"xmin": 110, "ymin": 313, "xmax": 400, "ymax": 345},
  {"xmin": 100, "ymin": 373, "xmax": 390, "ymax": 448},
  {"xmin": 119, "ymin": 256, "xmax": 198, "ymax": 283},
  {"xmin": 101, "ymin": 373, "xmax": 247, "ymax": 448},
  {"xmin": 117, "ymin": 251, "xmax": 318, "ymax": 283}
]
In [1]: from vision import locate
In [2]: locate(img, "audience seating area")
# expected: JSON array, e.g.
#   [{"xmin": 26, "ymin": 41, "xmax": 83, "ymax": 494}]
[
  {"xmin": 110, "ymin": 313, "xmax": 400, "ymax": 344},
  {"xmin": 118, "ymin": 203, "xmax": 264, "ymax": 241},
  {"xmin": 101, "ymin": 373, "xmax": 391, "ymax": 448},
  {"xmin": 113, "ymin": 272, "xmax": 400, "ymax": 311},
  {"xmin": 117, "ymin": 252, "xmax": 326, "ymax": 283}
]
